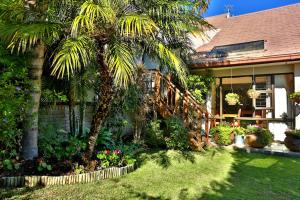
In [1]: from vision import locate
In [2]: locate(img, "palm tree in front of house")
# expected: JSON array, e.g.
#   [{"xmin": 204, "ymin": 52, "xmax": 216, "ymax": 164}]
[
  {"xmin": 51, "ymin": 0, "xmax": 211, "ymax": 159},
  {"xmin": 0, "ymin": 0, "xmax": 80, "ymax": 160}
]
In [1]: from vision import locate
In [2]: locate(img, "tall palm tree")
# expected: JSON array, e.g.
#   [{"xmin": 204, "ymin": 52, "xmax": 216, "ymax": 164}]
[
  {"xmin": 51, "ymin": 0, "xmax": 211, "ymax": 159},
  {"xmin": 0, "ymin": 0, "xmax": 81, "ymax": 160}
]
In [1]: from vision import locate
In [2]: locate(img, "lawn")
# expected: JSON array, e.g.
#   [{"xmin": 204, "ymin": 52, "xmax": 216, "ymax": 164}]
[{"xmin": 2, "ymin": 149, "xmax": 300, "ymax": 200}]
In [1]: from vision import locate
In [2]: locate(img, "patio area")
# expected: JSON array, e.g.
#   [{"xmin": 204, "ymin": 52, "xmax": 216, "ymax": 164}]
[{"xmin": 233, "ymin": 142, "xmax": 300, "ymax": 158}]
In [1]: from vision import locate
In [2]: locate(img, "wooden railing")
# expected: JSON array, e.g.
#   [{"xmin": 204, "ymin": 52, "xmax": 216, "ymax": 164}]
[{"xmin": 144, "ymin": 70, "xmax": 216, "ymax": 144}]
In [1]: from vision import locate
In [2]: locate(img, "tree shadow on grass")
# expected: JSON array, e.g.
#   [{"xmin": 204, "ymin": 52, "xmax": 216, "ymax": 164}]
[
  {"xmin": 135, "ymin": 149, "xmax": 197, "ymax": 169},
  {"xmin": 197, "ymin": 150, "xmax": 300, "ymax": 200},
  {"xmin": 0, "ymin": 186, "xmax": 43, "ymax": 199},
  {"xmin": 122, "ymin": 183, "xmax": 171, "ymax": 200}
]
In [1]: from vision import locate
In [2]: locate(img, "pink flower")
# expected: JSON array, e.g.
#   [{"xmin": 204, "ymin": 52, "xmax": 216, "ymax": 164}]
[{"xmin": 114, "ymin": 149, "xmax": 122, "ymax": 155}]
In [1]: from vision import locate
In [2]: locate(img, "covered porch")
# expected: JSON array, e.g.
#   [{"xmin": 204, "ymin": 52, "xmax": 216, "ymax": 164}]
[{"xmin": 203, "ymin": 62, "xmax": 300, "ymax": 141}]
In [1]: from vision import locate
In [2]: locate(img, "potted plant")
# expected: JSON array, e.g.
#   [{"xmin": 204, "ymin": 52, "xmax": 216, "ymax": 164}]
[
  {"xmin": 225, "ymin": 93, "xmax": 240, "ymax": 106},
  {"xmin": 247, "ymin": 89, "xmax": 261, "ymax": 99},
  {"xmin": 233, "ymin": 127, "xmax": 246, "ymax": 147},
  {"xmin": 289, "ymin": 92, "xmax": 300, "ymax": 104},
  {"xmin": 210, "ymin": 125, "xmax": 234, "ymax": 146},
  {"xmin": 244, "ymin": 125, "xmax": 273, "ymax": 148},
  {"xmin": 284, "ymin": 130, "xmax": 300, "ymax": 152}
]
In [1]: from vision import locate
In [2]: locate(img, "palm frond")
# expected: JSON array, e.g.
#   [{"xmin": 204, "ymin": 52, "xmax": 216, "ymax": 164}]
[
  {"xmin": 151, "ymin": 41, "xmax": 187, "ymax": 86},
  {"xmin": 106, "ymin": 38, "xmax": 136, "ymax": 88},
  {"xmin": 0, "ymin": 0, "xmax": 25, "ymax": 22},
  {"xmin": 0, "ymin": 22, "xmax": 62, "ymax": 53},
  {"xmin": 51, "ymin": 35, "xmax": 95, "ymax": 79},
  {"xmin": 118, "ymin": 13, "xmax": 158, "ymax": 37},
  {"xmin": 71, "ymin": 0, "xmax": 116, "ymax": 36}
]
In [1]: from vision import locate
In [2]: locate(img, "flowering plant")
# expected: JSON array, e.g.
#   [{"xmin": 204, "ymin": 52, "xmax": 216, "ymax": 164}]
[{"xmin": 96, "ymin": 149, "xmax": 135, "ymax": 168}]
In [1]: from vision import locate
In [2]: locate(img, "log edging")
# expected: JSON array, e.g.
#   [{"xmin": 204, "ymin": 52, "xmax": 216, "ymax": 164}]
[{"xmin": 0, "ymin": 165, "xmax": 135, "ymax": 188}]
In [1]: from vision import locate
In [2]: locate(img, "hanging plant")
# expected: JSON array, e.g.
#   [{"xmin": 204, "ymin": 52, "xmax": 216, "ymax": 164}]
[
  {"xmin": 247, "ymin": 89, "xmax": 261, "ymax": 99},
  {"xmin": 289, "ymin": 92, "xmax": 300, "ymax": 104},
  {"xmin": 225, "ymin": 93, "xmax": 240, "ymax": 106}
]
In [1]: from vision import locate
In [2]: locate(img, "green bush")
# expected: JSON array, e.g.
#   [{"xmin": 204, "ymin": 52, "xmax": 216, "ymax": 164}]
[
  {"xmin": 0, "ymin": 58, "xmax": 30, "ymax": 161},
  {"xmin": 39, "ymin": 124, "xmax": 86, "ymax": 161},
  {"xmin": 210, "ymin": 125, "xmax": 233, "ymax": 145},
  {"xmin": 246, "ymin": 126, "xmax": 273, "ymax": 146},
  {"xmin": 145, "ymin": 120, "xmax": 165, "ymax": 148},
  {"xmin": 164, "ymin": 117, "xmax": 189, "ymax": 150},
  {"xmin": 232, "ymin": 127, "xmax": 246, "ymax": 135},
  {"xmin": 285, "ymin": 129, "xmax": 300, "ymax": 139}
]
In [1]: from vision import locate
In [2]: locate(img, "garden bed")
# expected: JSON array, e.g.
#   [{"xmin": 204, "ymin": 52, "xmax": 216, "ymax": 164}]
[{"xmin": 0, "ymin": 165, "xmax": 134, "ymax": 188}]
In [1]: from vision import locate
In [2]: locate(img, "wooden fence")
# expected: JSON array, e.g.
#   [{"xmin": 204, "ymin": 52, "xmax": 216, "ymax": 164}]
[{"xmin": 0, "ymin": 165, "xmax": 135, "ymax": 188}]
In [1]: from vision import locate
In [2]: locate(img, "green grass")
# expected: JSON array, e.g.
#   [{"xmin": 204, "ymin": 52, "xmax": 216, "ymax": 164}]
[{"xmin": 2, "ymin": 149, "xmax": 300, "ymax": 200}]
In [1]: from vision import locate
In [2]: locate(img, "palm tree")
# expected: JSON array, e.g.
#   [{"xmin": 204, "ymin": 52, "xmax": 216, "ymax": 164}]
[
  {"xmin": 0, "ymin": 0, "xmax": 80, "ymax": 160},
  {"xmin": 51, "ymin": 0, "xmax": 211, "ymax": 159}
]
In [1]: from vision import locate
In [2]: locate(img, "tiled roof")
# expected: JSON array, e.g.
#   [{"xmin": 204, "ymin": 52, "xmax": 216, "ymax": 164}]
[{"xmin": 194, "ymin": 3, "xmax": 300, "ymax": 67}]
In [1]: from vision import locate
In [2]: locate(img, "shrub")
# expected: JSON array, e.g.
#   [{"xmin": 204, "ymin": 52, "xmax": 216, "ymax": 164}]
[
  {"xmin": 210, "ymin": 125, "xmax": 233, "ymax": 145},
  {"xmin": 164, "ymin": 117, "xmax": 189, "ymax": 150},
  {"xmin": 145, "ymin": 120, "xmax": 165, "ymax": 148},
  {"xmin": 96, "ymin": 128, "xmax": 114, "ymax": 149},
  {"xmin": 96, "ymin": 149, "xmax": 136, "ymax": 168},
  {"xmin": 246, "ymin": 126, "xmax": 273, "ymax": 146},
  {"xmin": 0, "ymin": 64, "xmax": 30, "ymax": 161},
  {"xmin": 285, "ymin": 129, "xmax": 300, "ymax": 139},
  {"xmin": 39, "ymin": 124, "xmax": 86, "ymax": 161},
  {"xmin": 232, "ymin": 127, "xmax": 246, "ymax": 135}
]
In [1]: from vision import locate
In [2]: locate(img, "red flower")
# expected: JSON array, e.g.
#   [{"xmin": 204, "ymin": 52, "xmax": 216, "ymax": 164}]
[{"xmin": 105, "ymin": 150, "xmax": 111, "ymax": 155}]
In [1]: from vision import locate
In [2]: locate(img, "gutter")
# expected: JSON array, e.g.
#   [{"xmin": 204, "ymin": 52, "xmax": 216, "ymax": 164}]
[{"xmin": 189, "ymin": 52, "xmax": 300, "ymax": 69}]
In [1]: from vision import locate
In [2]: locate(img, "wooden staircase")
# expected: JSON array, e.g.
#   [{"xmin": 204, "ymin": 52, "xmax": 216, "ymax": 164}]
[{"xmin": 144, "ymin": 70, "xmax": 216, "ymax": 149}]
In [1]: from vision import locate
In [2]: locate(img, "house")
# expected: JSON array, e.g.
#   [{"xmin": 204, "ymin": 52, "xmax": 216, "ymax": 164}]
[{"xmin": 190, "ymin": 3, "xmax": 300, "ymax": 141}]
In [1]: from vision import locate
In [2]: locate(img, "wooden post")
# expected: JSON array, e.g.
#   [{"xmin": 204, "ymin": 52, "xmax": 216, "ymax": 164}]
[
  {"xmin": 219, "ymin": 79, "xmax": 223, "ymax": 124},
  {"xmin": 183, "ymin": 92, "xmax": 189, "ymax": 125},
  {"xmin": 205, "ymin": 112, "xmax": 209, "ymax": 145},
  {"xmin": 174, "ymin": 89, "xmax": 181, "ymax": 114},
  {"xmin": 154, "ymin": 71, "xmax": 161, "ymax": 104}
]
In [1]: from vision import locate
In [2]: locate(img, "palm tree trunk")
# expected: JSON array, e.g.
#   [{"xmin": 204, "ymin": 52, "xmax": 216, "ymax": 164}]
[
  {"xmin": 86, "ymin": 49, "xmax": 114, "ymax": 159},
  {"xmin": 22, "ymin": 43, "xmax": 45, "ymax": 160}
]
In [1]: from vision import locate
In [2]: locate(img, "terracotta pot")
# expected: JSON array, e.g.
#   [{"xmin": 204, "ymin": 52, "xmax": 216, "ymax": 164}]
[
  {"xmin": 284, "ymin": 135, "xmax": 300, "ymax": 152},
  {"xmin": 244, "ymin": 134, "xmax": 266, "ymax": 148}
]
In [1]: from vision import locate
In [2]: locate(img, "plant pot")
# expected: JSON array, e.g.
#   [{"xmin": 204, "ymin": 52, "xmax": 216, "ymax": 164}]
[
  {"xmin": 235, "ymin": 135, "xmax": 245, "ymax": 146},
  {"xmin": 244, "ymin": 134, "xmax": 267, "ymax": 148},
  {"xmin": 247, "ymin": 90, "xmax": 261, "ymax": 99},
  {"xmin": 284, "ymin": 135, "xmax": 300, "ymax": 152}
]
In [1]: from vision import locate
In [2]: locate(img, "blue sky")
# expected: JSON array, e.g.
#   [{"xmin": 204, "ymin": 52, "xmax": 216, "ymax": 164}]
[{"xmin": 204, "ymin": 0, "xmax": 300, "ymax": 17}]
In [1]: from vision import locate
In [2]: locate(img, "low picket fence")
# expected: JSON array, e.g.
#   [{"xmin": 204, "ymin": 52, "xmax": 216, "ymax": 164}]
[{"xmin": 0, "ymin": 165, "xmax": 135, "ymax": 188}]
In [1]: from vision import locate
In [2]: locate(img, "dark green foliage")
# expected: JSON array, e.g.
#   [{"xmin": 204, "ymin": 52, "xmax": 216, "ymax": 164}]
[
  {"xmin": 0, "ymin": 42, "xmax": 30, "ymax": 161},
  {"xmin": 145, "ymin": 120, "xmax": 165, "ymax": 148},
  {"xmin": 187, "ymin": 70, "xmax": 215, "ymax": 104},
  {"xmin": 246, "ymin": 126, "xmax": 273, "ymax": 146},
  {"xmin": 210, "ymin": 125, "xmax": 233, "ymax": 145},
  {"xmin": 37, "ymin": 161, "xmax": 52, "ymax": 172},
  {"xmin": 164, "ymin": 117, "xmax": 189, "ymax": 150},
  {"xmin": 96, "ymin": 129, "xmax": 114, "ymax": 149},
  {"xmin": 285, "ymin": 129, "xmax": 300, "ymax": 139},
  {"xmin": 108, "ymin": 142, "xmax": 145, "ymax": 157},
  {"xmin": 38, "ymin": 124, "xmax": 87, "ymax": 161}
]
